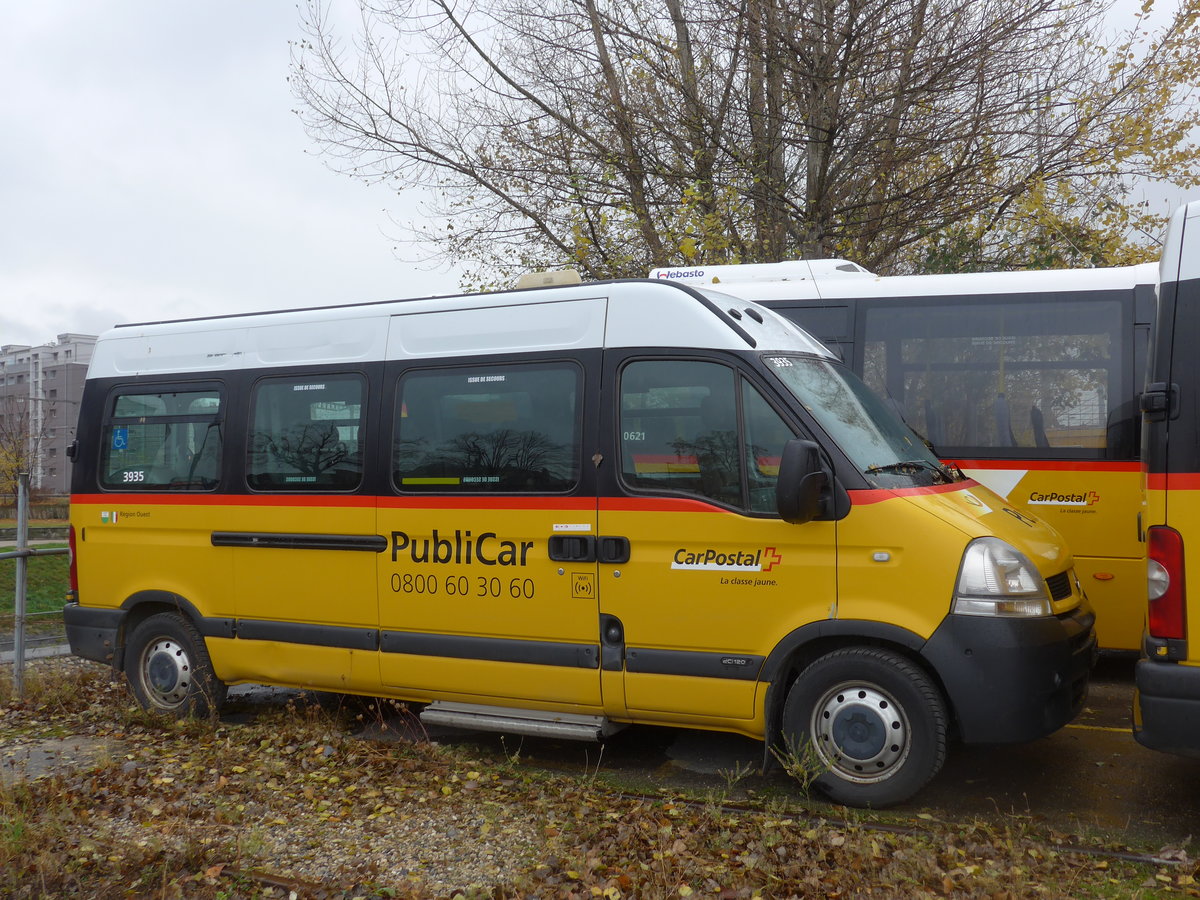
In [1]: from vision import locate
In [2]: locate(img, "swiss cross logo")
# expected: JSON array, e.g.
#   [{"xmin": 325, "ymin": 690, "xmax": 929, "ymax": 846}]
[{"xmin": 762, "ymin": 547, "xmax": 782, "ymax": 572}]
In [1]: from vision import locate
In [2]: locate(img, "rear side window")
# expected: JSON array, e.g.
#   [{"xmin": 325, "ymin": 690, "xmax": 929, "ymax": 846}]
[
  {"xmin": 247, "ymin": 375, "xmax": 365, "ymax": 491},
  {"xmin": 394, "ymin": 363, "xmax": 581, "ymax": 493},
  {"xmin": 100, "ymin": 386, "xmax": 223, "ymax": 490}
]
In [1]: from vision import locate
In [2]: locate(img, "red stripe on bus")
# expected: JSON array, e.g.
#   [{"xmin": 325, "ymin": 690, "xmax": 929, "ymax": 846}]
[
  {"xmin": 599, "ymin": 497, "xmax": 730, "ymax": 514},
  {"xmin": 72, "ymin": 493, "xmax": 598, "ymax": 512},
  {"xmin": 377, "ymin": 497, "xmax": 597, "ymax": 511},
  {"xmin": 949, "ymin": 459, "xmax": 1142, "ymax": 473},
  {"xmin": 1147, "ymin": 473, "xmax": 1200, "ymax": 491},
  {"xmin": 74, "ymin": 483, "xmax": 984, "ymax": 514},
  {"xmin": 71, "ymin": 493, "xmax": 377, "ymax": 508}
]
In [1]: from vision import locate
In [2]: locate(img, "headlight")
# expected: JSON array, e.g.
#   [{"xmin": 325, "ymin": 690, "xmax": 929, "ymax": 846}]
[{"xmin": 953, "ymin": 537, "xmax": 1052, "ymax": 617}]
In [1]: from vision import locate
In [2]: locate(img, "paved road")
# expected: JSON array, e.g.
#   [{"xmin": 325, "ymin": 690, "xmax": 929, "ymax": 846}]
[{"xmin": 915, "ymin": 658, "xmax": 1199, "ymax": 846}]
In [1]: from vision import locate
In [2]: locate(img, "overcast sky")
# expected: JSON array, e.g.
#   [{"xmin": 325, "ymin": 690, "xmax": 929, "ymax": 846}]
[
  {"xmin": 3, "ymin": 2, "xmax": 1196, "ymax": 350},
  {"xmin": 1, "ymin": 2, "xmax": 462, "ymax": 349}
]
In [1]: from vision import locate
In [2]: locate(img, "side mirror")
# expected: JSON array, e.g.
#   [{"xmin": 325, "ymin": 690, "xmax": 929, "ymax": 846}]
[{"xmin": 776, "ymin": 439, "xmax": 829, "ymax": 524}]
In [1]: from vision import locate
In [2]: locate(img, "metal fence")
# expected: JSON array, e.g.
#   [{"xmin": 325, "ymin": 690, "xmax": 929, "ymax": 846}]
[{"xmin": 2, "ymin": 473, "xmax": 69, "ymax": 698}]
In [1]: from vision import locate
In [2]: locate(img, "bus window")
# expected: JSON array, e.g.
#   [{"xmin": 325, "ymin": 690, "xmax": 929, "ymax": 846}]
[
  {"xmin": 247, "ymin": 375, "xmax": 365, "ymax": 491},
  {"xmin": 862, "ymin": 299, "xmax": 1128, "ymax": 458},
  {"xmin": 620, "ymin": 360, "xmax": 741, "ymax": 505},
  {"xmin": 393, "ymin": 363, "xmax": 581, "ymax": 493},
  {"xmin": 618, "ymin": 359, "xmax": 797, "ymax": 511},
  {"xmin": 99, "ymin": 386, "xmax": 222, "ymax": 490}
]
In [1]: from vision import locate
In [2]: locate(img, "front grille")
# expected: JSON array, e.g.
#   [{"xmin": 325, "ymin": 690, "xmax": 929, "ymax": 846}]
[{"xmin": 1046, "ymin": 571, "xmax": 1073, "ymax": 602}]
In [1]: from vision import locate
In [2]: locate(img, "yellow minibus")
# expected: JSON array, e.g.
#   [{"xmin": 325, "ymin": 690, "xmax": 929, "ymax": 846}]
[{"xmin": 64, "ymin": 277, "xmax": 1096, "ymax": 806}]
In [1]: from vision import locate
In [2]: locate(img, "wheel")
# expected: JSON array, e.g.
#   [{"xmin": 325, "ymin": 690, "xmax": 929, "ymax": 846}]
[
  {"xmin": 125, "ymin": 612, "xmax": 227, "ymax": 717},
  {"xmin": 781, "ymin": 647, "xmax": 947, "ymax": 808}
]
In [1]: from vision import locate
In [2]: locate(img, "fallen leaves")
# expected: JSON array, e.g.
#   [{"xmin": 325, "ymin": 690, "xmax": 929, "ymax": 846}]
[{"xmin": 3, "ymin": 658, "xmax": 1199, "ymax": 899}]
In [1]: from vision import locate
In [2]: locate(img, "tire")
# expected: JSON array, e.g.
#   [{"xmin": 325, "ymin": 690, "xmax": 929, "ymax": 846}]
[
  {"xmin": 781, "ymin": 647, "xmax": 947, "ymax": 808},
  {"xmin": 125, "ymin": 612, "xmax": 227, "ymax": 717}
]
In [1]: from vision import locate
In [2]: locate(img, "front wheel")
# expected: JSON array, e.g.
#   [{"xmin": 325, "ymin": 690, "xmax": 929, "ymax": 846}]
[
  {"xmin": 126, "ymin": 612, "xmax": 227, "ymax": 717},
  {"xmin": 781, "ymin": 647, "xmax": 947, "ymax": 808}
]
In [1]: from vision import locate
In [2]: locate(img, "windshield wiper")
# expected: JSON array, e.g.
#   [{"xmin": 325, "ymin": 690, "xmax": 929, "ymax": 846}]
[{"xmin": 864, "ymin": 459, "xmax": 956, "ymax": 484}]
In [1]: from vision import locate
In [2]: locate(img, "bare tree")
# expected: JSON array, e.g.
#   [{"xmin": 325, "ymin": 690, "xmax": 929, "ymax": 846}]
[
  {"xmin": 0, "ymin": 397, "xmax": 51, "ymax": 504},
  {"xmin": 291, "ymin": 0, "xmax": 1200, "ymax": 278}
]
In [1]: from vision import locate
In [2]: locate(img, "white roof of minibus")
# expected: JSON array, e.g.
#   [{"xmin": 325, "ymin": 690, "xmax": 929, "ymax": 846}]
[
  {"xmin": 654, "ymin": 261, "xmax": 1157, "ymax": 303},
  {"xmin": 86, "ymin": 279, "xmax": 833, "ymax": 378}
]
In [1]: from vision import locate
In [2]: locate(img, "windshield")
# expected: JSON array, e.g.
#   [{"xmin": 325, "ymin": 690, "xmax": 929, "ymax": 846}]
[{"xmin": 765, "ymin": 355, "xmax": 960, "ymax": 489}]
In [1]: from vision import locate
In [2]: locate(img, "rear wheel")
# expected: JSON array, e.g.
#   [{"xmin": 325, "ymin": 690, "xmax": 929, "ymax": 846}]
[
  {"xmin": 126, "ymin": 612, "xmax": 226, "ymax": 717},
  {"xmin": 781, "ymin": 647, "xmax": 947, "ymax": 808}
]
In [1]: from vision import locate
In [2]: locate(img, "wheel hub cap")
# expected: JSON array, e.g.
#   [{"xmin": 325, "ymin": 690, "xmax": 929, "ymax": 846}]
[
  {"xmin": 142, "ymin": 639, "xmax": 191, "ymax": 707},
  {"xmin": 813, "ymin": 683, "xmax": 909, "ymax": 782}
]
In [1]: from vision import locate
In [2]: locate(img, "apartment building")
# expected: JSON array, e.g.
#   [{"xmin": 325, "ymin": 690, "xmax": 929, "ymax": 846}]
[{"xmin": 0, "ymin": 334, "xmax": 97, "ymax": 495}]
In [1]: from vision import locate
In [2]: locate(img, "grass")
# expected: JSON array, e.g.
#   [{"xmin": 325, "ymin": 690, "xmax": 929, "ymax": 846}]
[
  {"xmin": 1, "ymin": 658, "xmax": 1196, "ymax": 898},
  {"xmin": 0, "ymin": 516, "xmax": 70, "ymax": 622},
  {"xmin": 0, "ymin": 545, "xmax": 70, "ymax": 618}
]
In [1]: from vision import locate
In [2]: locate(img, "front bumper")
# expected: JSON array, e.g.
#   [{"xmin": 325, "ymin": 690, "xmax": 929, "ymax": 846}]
[
  {"xmin": 922, "ymin": 603, "xmax": 1097, "ymax": 744},
  {"xmin": 1134, "ymin": 658, "xmax": 1200, "ymax": 758},
  {"xmin": 63, "ymin": 603, "xmax": 125, "ymax": 667}
]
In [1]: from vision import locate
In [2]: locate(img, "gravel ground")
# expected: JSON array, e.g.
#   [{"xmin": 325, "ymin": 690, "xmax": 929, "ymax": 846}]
[
  {"xmin": 1, "ymin": 658, "xmax": 548, "ymax": 896},
  {"xmin": 3, "ymin": 734, "xmax": 544, "ymax": 894}
]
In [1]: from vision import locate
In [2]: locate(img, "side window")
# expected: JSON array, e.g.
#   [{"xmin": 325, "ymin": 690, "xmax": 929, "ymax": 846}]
[
  {"xmin": 621, "ymin": 361, "xmax": 739, "ymax": 504},
  {"xmin": 620, "ymin": 360, "xmax": 794, "ymax": 510},
  {"xmin": 863, "ymin": 298, "xmax": 1126, "ymax": 457},
  {"xmin": 394, "ymin": 363, "xmax": 580, "ymax": 493},
  {"xmin": 100, "ymin": 386, "xmax": 222, "ymax": 490},
  {"xmin": 247, "ymin": 375, "xmax": 365, "ymax": 491}
]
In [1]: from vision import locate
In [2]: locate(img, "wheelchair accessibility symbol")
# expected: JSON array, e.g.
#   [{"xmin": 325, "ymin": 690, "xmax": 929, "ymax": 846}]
[
  {"xmin": 111, "ymin": 427, "xmax": 128, "ymax": 450},
  {"xmin": 571, "ymin": 573, "xmax": 596, "ymax": 599}
]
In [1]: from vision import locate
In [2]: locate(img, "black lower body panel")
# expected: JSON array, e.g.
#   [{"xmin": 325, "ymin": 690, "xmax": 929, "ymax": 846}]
[{"xmin": 922, "ymin": 605, "xmax": 1096, "ymax": 744}]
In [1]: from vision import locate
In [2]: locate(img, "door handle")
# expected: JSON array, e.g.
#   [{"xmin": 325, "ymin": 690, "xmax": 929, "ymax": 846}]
[
  {"xmin": 548, "ymin": 534, "xmax": 596, "ymax": 562},
  {"xmin": 598, "ymin": 535, "xmax": 630, "ymax": 564},
  {"xmin": 547, "ymin": 534, "xmax": 629, "ymax": 563}
]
